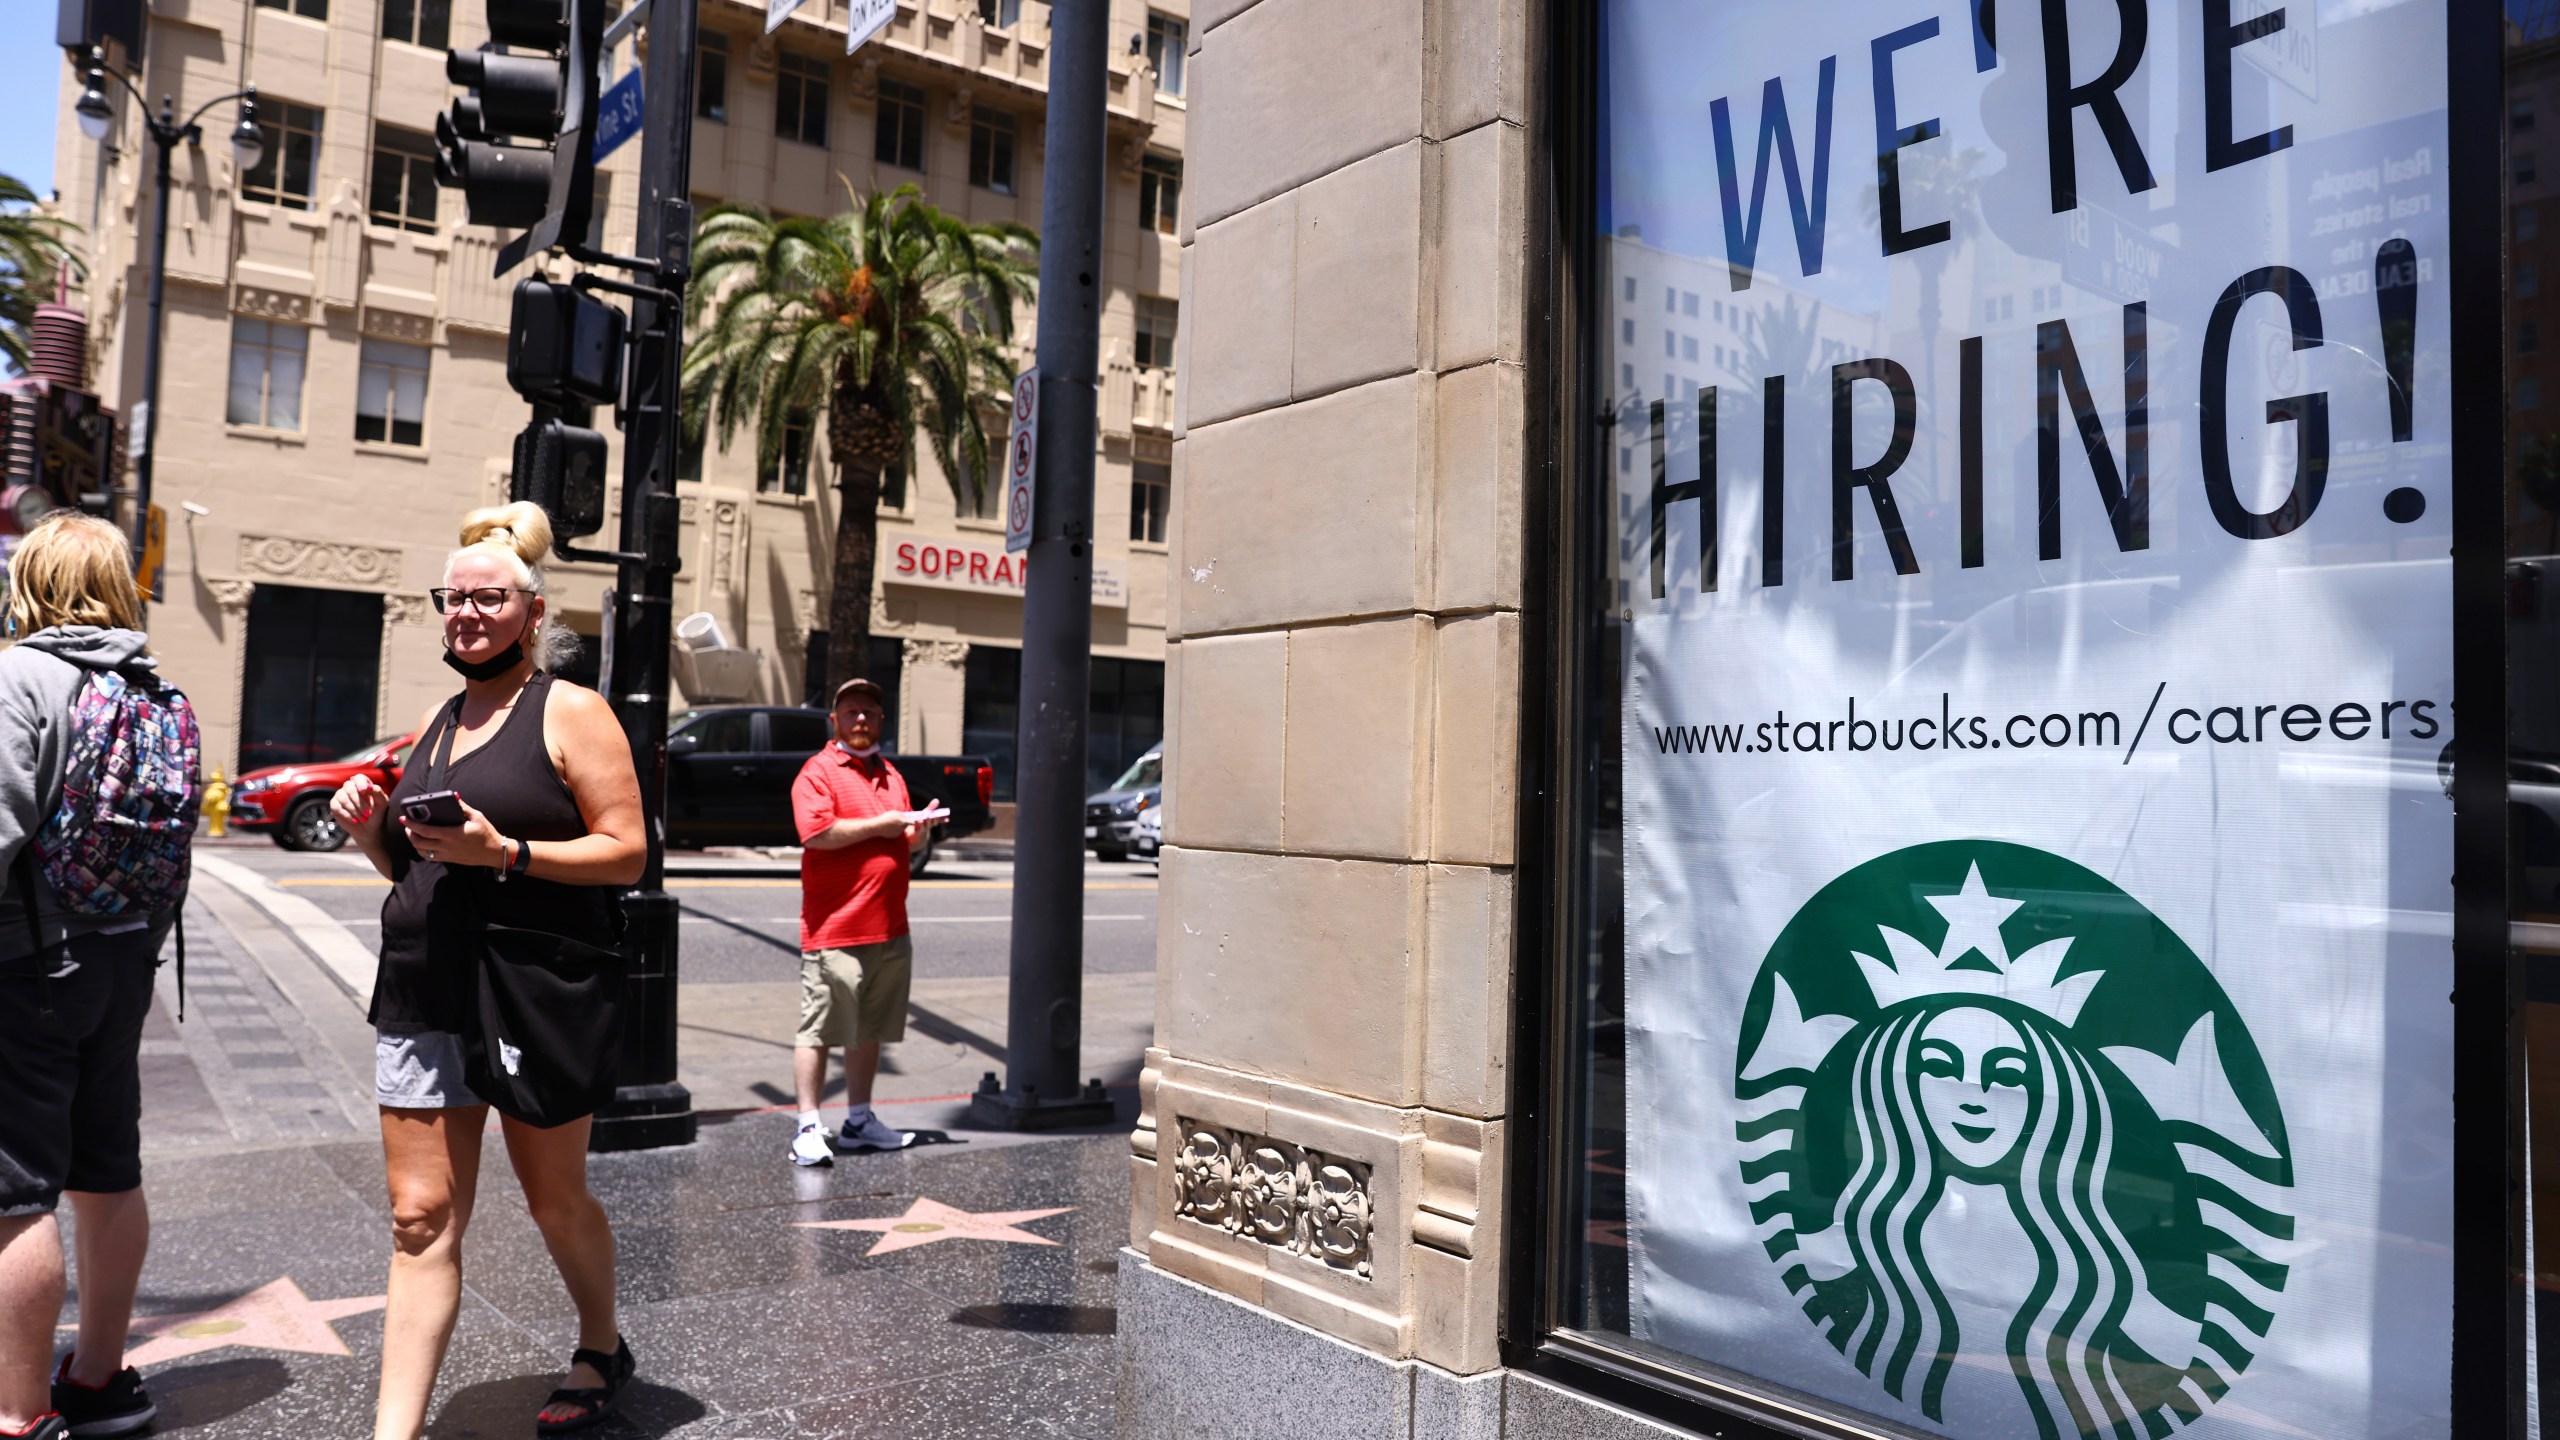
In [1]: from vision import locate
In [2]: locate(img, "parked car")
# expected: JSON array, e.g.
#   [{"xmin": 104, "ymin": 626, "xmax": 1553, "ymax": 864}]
[
  {"xmin": 232, "ymin": 734, "xmax": 417, "ymax": 852},
  {"xmin": 1084, "ymin": 749, "xmax": 1161, "ymax": 862},
  {"xmin": 666, "ymin": 705, "xmax": 995, "ymax": 876},
  {"xmin": 1136, "ymin": 797, "xmax": 1162, "ymax": 859}
]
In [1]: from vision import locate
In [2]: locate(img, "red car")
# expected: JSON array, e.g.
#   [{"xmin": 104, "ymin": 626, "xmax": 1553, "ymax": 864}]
[{"xmin": 229, "ymin": 734, "xmax": 416, "ymax": 851}]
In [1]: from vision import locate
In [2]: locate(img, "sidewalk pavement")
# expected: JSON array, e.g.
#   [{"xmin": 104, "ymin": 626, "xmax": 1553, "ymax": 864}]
[{"xmin": 82, "ymin": 877, "xmax": 1138, "ymax": 1436}]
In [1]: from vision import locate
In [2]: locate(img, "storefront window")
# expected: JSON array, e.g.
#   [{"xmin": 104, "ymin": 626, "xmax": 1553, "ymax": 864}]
[
  {"xmin": 1538, "ymin": 1, "xmax": 2494, "ymax": 1433},
  {"xmin": 961, "ymin": 647, "xmax": 1162, "ymax": 801}
]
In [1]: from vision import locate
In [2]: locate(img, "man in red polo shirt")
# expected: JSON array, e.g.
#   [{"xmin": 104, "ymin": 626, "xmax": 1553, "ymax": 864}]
[{"xmin": 789, "ymin": 677, "xmax": 944, "ymax": 1166}]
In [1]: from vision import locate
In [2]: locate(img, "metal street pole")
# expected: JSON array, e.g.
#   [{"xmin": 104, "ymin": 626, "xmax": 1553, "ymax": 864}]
[
  {"xmin": 588, "ymin": 0, "xmax": 698, "ymax": 1151},
  {"xmin": 131, "ymin": 103, "xmax": 173, "ymax": 570},
  {"xmin": 970, "ymin": 0, "xmax": 1113, "ymax": 1130}
]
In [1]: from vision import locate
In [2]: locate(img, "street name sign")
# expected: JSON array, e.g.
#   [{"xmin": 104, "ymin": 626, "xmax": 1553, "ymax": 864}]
[
  {"xmin": 845, "ymin": 0, "xmax": 895, "ymax": 52},
  {"xmin": 593, "ymin": 67, "xmax": 643, "ymax": 163}
]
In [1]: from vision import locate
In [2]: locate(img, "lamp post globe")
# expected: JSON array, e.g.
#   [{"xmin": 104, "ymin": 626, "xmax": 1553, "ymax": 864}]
[
  {"xmin": 74, "ymin": 70, "xmax": 112, "ymax": 141},
  {"xmin": 229, "ymin": 95, "xmax": 264, "ymax": 173}
]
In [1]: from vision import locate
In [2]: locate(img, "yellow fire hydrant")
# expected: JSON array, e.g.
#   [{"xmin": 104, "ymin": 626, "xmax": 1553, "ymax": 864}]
[{"xmin": 201, "ymin": 768, "xmax": 231, "ymax": 839}]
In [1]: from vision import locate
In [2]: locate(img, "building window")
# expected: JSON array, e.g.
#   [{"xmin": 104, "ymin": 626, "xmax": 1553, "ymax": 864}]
[
  {"xmin": 1135, "ymin": 295, "xmax": 1178, "ymax": 371},
  {"xmin": 1624, "ymin": 277, "xmax": 1637, "ymax": 303},
  {"xmin": 2520, "ymin": 97, "xmax": 2539, "ymax": 133},
  {"xmin": 776, "ymin": 53, "xmax": 829, "ymax": 147},
  {"xmin": 677, "ymin": 432, "xmax": 704, "ymax": 482},
  {"xmin": 2527, "ymin": 263, "xmax": 2543, "ymax": 298},
  {"xmin": 355, "ymin": 337, "xmax": 430, "ymax": 447},
  {"xmin": 970, "ymin": 107, "xmax": 1017, "ymax": 195},
  {"xmin": 241, "ymin": 101, "xmax": 323, "ymax": 210},
  {"xmin": 2526, "ymin": 205, "xmax": 2544, "ymax": 240},
  {"xmin": 240, "ymin": 587, "xmax": 384, "ymax": 771},
  {"xmin": 875, "ymin": 79, "xmax": 926, "ymax": 171},
  {"xmin": 2521, "ymin": 153, "xmax": 2540, "ymax": 186},
  {"xmin": 1139, "ymin": 152, "xmax": 1181, "ymax": 233},
  {"xmin": 2526, "ymin": 378, "xmax": 2546, "ymax": 409},
  {"xmin": 1148, "ymin": 13, "xmax": 1186, "ymax": 96},
  {"xmin": 976, "ymin": 0, "xmax": 1021, "ymax": 25},
  {"xmin": 761, "ymin": 414, "xmax": 814, "ymax": 495},
  {"xmin": 697, "ymin": 32, "xmax": 728, "ymax": 122},
  {"xmin": 1130, "ymin": 460, "xmax": 1170, "ymax": 544},
  {"xmin": 2529, "ymin": 322, "xmax": 2543, "ymax": 356},
  {"xmin": 367, "ymin": 126, "xmax": 439, "ymax": 233},
  {"xmin": 255, "ymin": 0, "xmax": 327, "ymax": 18},
  {"xmin": 1620, "ymin": 317, "xmax": 1634, "ymax": 345},
  {"xmin": 381, "ymin": 0, "xmax": 448, "ymax": 46},
  {"xmin": 1663, "ymin": 330, "xmax": 1676, "ymax": 357},
  {"xmin": 881, "ymin": 464, "xmax": 909, "ymax": 511},
  {"xmin": 1682, "ymin": 290, "xmax": 1699, "ymax": 317},
  {"xmin": 226, "ymin": 318, "xmax": 307, "ymax": 431}
]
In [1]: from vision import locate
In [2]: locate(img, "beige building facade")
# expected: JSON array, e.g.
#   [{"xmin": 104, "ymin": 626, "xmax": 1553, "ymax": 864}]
[{"xmin": 48, "ymin": 0, "xmax": 1185, "ymax": 808}]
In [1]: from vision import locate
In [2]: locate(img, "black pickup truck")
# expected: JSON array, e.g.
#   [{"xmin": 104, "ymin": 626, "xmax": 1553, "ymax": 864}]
[{"xmin": 664, "ymin": 705, "xmax": 995, "ymax": 876}]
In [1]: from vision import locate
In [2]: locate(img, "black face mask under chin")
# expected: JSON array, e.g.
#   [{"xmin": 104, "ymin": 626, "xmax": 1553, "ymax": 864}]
[{"xmin": 444, "ymin": 618, "xmax": 533, "ymax": 682}]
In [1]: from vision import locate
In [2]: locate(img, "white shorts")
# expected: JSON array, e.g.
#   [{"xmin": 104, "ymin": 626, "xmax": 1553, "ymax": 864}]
[{"xmin": 374, "ymin": 1031, "xmax": 484, "ymax": 1110}]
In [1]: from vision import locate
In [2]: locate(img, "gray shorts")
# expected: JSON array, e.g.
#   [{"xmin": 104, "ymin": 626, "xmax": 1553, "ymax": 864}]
[{"xmin": 375, "ymin": 1031, "xmax": 484, "ymax": 1110}]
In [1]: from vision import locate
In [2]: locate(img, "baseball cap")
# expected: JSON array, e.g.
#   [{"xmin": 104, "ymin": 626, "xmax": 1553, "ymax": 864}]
[{"xmin": 832, "ymin": 677, "xmax": 886, "ymax": 707}]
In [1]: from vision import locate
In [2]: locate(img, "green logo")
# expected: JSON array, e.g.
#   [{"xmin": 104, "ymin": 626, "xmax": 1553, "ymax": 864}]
[{"xmin": 1735, "ymin": 841, "xmax": 2293, "ymax": 1439}]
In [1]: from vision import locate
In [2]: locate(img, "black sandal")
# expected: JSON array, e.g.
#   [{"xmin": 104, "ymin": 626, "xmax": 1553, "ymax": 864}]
[{"xmin": 535, "ymin": 1337, "xmax": 635, "ymax": 1435}]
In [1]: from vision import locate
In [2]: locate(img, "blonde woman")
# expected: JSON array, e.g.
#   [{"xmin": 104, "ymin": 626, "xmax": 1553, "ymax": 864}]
[
  {"xmin": 0, "ymin": 512, "xmax": 189, "ymax": 1440},
  {"xmin": 330, "ymin": 502, "xmax": 645, "ymax": 1438}
]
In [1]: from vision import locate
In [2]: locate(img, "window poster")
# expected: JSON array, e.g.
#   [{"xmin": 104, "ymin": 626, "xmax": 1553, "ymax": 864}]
[{"xmin": 1606, "ymin": 0, "xmax": 2456, "ymax": 1435}]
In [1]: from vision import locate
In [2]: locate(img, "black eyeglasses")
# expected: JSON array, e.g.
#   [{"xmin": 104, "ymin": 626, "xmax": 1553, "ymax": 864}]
[{"xmin": 429, "ymin": 587, "xmax": 538, "ymax": 615}]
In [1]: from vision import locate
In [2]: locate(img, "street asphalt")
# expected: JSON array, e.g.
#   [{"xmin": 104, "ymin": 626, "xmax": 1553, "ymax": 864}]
[{"xmin": 62, "ymin": 831, "xmax": 1159, "ymax": 1437}]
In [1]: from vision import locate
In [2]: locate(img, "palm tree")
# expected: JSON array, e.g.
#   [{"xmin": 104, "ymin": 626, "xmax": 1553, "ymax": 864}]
[
  {"xmin": 682, "ymin": 181, "xmax": 1036, "ymax": 698},
  {"xmin": 0, "ymin": 174, "xmax": 79, "ymax": 376}
]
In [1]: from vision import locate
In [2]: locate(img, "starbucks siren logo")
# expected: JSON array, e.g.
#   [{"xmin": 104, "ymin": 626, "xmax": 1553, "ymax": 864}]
[{"xmin": 1734, "ymin": 841, "xmax": 2294, "ymax": 1440}]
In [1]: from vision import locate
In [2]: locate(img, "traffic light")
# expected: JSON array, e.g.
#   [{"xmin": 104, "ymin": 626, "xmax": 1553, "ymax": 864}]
[
  {"xmin": 506, "ymin": 278, "xmax": 625, "ymax": 407},
  {"xmin": 511, "ymin": 413, "xmax": 609, "ymax": 539},
  {"xmin": 437, "ymin": 0, "xmax": 605, "ymax": 274}
]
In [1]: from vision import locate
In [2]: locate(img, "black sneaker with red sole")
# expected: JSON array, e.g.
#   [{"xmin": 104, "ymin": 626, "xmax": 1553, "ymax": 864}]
[{"xmin": 50, "ymin": 1357, "xmax": 153, "ymax": 1438}]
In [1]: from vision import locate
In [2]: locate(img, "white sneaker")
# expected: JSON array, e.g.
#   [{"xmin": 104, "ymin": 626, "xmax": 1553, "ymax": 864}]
[
  {"xmin": 837, "ymin": 1110, "xmax": 917, "ymax": 1153},
  {"xmin": 789, "ymin": 1121, "xmax": 835, "ymax": 1167}
]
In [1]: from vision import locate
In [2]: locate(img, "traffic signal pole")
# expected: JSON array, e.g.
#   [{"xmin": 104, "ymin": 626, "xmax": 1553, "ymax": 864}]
[
  {"xmin": 586, "ymin": 0, "xmax": 697, "ymax": 1152},
  {"xmin": 969, "ymin": 0, "xmax": 1112, "ymax": 1130}
]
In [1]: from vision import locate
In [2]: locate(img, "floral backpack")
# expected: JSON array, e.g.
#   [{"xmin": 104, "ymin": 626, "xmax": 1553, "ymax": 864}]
[{"xmin": 33, "ymin": 668, "xmax": 203, "ymax": 915}]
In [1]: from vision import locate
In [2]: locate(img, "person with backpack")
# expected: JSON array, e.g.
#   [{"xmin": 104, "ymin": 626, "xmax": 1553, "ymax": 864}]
[
  {"xmin": 328, "ymin": 502, "xmax": 646, "ymax": 1439},
  {"xmin": 0, "ymin": 511, "xmax": 199, "ymax": 1440}
]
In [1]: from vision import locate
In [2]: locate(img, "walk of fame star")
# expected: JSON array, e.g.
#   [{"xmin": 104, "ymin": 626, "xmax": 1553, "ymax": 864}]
[
  {"xmin": 69, "ymin": 1278, "xmax": 388, "ymax": 1368},
  {"xmin": 796, "ymin": 1197, "xmax": 1076, "ymax": 1255}
]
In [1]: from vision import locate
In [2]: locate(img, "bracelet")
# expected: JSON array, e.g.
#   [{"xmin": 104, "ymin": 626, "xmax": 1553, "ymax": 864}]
[{"xmin": 508, "ymin": 837, "xmax": 535, "ymax": 880}]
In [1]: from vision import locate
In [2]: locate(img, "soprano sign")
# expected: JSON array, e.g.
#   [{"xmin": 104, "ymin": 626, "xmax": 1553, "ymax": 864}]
[
  {"xmin": 1609, "ymin": 0, "xmax": 2454, "ymax": 1436},
  {"xmin": 887, "ymin": 536, "xmax": 1124, "ymax": 608}
]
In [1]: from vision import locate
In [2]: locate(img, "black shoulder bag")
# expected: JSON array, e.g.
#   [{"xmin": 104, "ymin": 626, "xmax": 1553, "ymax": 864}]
[{"xmin": 419, "ymin": 696, "xmax": 629, "ymax": 1128}]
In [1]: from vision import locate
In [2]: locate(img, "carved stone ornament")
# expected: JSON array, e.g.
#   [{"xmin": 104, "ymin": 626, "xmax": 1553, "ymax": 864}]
[
  {"xmin": 239, "ymin": 535, "xmax": 404, "ymax": 588},
  {"xmin": 361, "ymin": 307, "xmax": 434, "ymax": 344},
  {"xmin": 381, "ymin": 593, "xmax": 435, "ymax": 626},
  {"xmin": 902, "ymin": 637, "xmax": 969, "ymax": 670},
  {"xmin": 205, "ymin": 578, "xmax": 255, "ymax": 615},
  {"xmin": 1170, "ymin": 1119, "xmax": 1374, "ymax": 1279},
  {"xmin": 232, "ymin": 286, "xmax": 310, "ymax": 323}
]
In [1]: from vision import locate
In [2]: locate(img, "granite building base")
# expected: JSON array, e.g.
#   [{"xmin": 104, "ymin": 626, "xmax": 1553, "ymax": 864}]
[{"xmin": 1114, "ymin": 1250, "xmax": 1696, "ymax": 1440}]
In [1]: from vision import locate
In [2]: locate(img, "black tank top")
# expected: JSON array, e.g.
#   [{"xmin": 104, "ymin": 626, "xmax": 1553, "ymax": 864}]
[{"xmin": 372, "ymin": 672, "xmax": 618, "ymax": 1033}]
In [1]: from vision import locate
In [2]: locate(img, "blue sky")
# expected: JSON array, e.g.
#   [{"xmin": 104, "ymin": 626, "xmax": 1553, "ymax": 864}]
[{"xmin": 3, "ymin": 2, "xmax": 65, "ymax": 197}]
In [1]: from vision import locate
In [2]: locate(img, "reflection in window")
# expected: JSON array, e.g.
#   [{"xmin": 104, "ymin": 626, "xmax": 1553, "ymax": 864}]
[
  {"xmin": 355, "ymin": 337, "xmax": 430, "ymax": 447},
  {"xmin": 1139, "ymin": 152, "xmax": 1182, "ymax": 233},
  {"xmin": 381, "ymin": 0, "xmax": 448, "ymax": 46},
  {"xmin": 367, "ymin": 125, "xmax": 439, "ymax": 233},
  {"xmin": 1130, "ymin": 461, "xmax": 1171, "ymax": 544},
  {"xmin": 776, "ymin": 53, "xmax": 830, "ymax": 147},
  {"xmin": 970, "ymin": 107, "xmax": 1017, "ymax": 195},
  {"xmin": 1147, "ymin": 13, "xmax": 1186, "ymax": 96},
  {"xmin": 697, "ymin": 32, "xmax": 729, "ymax": 122},
  {"xmin": 226, "ymin": 318, "xmax": 307, "ymax": 431},
  {"xmin": 876, "ymin": 80, "xmax": 927, "ymax": 171},
  {"xmin": 241, "ymin": 101, "xmax": 323, "ymax": 210}
]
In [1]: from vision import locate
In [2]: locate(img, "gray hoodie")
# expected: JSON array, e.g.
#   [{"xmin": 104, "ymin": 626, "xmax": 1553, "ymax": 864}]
[{"xmin": 0, "ymin": 625, "xmax": 175, "ymax": 964}]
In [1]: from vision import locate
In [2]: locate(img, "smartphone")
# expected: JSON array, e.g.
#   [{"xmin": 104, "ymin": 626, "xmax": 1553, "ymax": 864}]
[{"xmin": 402, "ymin": 789, "xmax": 468, "ymax": 827}]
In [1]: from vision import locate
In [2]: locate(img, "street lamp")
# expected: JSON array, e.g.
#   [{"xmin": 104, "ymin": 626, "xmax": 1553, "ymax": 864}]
[{"xmin": 70, "ymin": 49, "xmax": 263, "ymax": 581}]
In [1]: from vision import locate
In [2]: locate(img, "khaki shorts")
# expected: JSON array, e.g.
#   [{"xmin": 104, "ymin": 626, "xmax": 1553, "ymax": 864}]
[{"xmin": 796, "ymin": 935, "xmax": 913, "ymax": 1048}]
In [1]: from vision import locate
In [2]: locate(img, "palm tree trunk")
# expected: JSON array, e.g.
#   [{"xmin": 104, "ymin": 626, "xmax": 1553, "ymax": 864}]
[{"xmin": 826, "ymin": 458, "xmax": 887, "ymax": 701}]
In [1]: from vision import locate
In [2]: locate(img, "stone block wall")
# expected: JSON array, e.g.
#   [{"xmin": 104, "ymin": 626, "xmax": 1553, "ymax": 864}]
[{"xmin": 1129, "ymin": 0, "xmax": 1531, "ymax": 1381}]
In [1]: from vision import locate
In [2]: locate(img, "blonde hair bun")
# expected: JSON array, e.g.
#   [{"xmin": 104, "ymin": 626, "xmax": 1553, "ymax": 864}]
[{"xmin": 459, "ymin": 500, "xmax": 555, "ymax": 567}]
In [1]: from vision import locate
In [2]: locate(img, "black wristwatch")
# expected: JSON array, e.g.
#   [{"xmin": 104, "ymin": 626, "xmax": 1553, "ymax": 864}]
[{"xmin": 500, "ymin": 837, "xmax": 534, "ymax": 882}]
